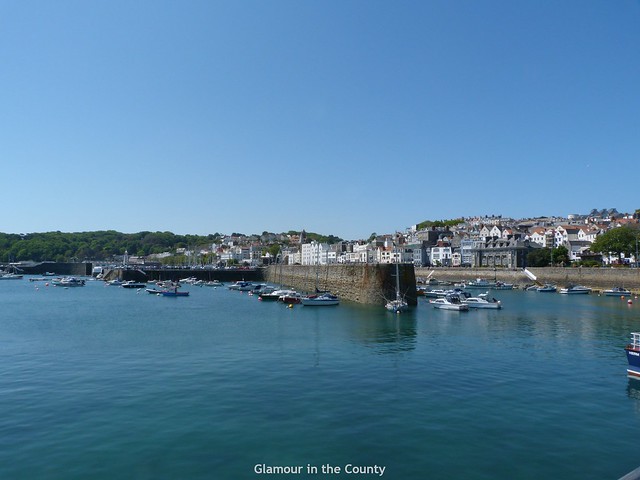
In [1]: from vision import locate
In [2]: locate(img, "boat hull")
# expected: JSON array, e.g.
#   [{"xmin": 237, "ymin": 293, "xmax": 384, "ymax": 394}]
[
  {"xmin": 429, "ymin": 301, "xmax": 469, "ymax": 311},
  {"xmin": 301, "ymin": 299, "xmax": 339, "ymax": 306},
  {"xmin": 604, "ymin": 290, "xmax": 631, "ymax": 296},
  {"xmin": 626, "ymin": 348, "xmax": 640, "ymax": 378},
  {"xmin": 161, "ymin": 291, "xmax": 189, "ymax": 297},
  {"xmin": 301, "ymin": 294, "xmax": 339, "ymax": 306},
  {"xmin": 465, "ymin": 303, "xmax": 501, "ymax": 309}
]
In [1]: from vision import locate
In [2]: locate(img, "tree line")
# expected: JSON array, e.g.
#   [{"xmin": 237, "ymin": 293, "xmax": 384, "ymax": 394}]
[
  {"xmin": 0, "ymin": 231, "xmax": 222, "ymax": 263},
  {"xmin": 0, "ymin": 229, "xmax": 344, "ymax": 263}
]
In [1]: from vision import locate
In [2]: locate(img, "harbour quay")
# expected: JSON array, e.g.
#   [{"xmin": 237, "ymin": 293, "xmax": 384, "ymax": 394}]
[{"xmin": 419, "ymin": 266, "xmax": 640, "ymax": 293}]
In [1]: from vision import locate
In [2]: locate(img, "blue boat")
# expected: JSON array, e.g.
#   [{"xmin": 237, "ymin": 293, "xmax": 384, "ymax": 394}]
[{"xmin": 625, "ymin": 333, "xmax": 640, "ymax": 379}]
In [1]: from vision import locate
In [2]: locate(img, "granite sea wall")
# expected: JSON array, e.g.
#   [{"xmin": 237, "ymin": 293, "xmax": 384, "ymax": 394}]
[
  {"xmin": 264, "ymin": 264, "xmax": 417, "ymax": 306},
  {"xmin": 416, "ymin": 267, "xmax": 640, "ymax": 292}
]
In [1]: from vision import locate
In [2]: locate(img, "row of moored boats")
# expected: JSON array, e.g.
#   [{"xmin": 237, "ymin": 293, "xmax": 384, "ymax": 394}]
[{"xmin": 228, "ymin": 281, "xmax": 340, "ymax": 306}]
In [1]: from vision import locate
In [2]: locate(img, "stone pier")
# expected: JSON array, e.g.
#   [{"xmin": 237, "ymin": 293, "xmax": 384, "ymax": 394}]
[{"xmin": 264, "ymin": 264, "xmax": 417, "ymax": 306}]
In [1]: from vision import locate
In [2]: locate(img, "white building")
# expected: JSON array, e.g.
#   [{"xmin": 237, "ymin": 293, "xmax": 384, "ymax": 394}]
[{"xmin": 301, "ymin": 242, "xmax": 331, "ymax": 266}]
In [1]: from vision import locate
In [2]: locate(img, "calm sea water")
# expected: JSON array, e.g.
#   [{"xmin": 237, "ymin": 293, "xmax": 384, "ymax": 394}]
[{"xmin": 1, "ymin": 278, "xmax": 640, "ymax": 479}]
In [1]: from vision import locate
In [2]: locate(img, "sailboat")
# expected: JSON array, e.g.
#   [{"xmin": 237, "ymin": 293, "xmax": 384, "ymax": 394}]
[{"xmin": 385, "ymin": 253, "xmax": 408, "ymax": 314}]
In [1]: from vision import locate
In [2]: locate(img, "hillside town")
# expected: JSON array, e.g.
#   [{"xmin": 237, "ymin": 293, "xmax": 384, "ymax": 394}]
[{"xmin": 128, "ymin": 208, "xmax": 639, "ymax": 270}]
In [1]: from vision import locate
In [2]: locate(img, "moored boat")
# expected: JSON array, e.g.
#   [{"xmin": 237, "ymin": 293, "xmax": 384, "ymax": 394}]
[
  {"xmin": 0, "ymin": 266, "xmax": 24, "ymax": 280},
  {"xmin": 277, "ymin": 290, "xmax": 302, "ymax": 304},
  {"xmin": 429, "ymin": 294, "xmax": 469, "ymax": 311},
  {"xmin": 536, "ymin": 284, "xmax": 557, "ymax": 293},
  {"xmin": 625, "ymin": 333, "xmax": 640, "ymax": 379},
  {"xmin": 422, "ymin": 289, "xmax": 449, "ymax": 298},
  {"xmin": 161, "ymin": 287, "xmax": 189, "ymax": 297},
  {"xmin": 464, "ymin": 295, "xmax": 502, "ymax": 309},
  {"xmin": 228, "ymin": 281, "xmax": 253, "ymax": 291},
  {"xmin": 122, "ymin": 280, "xmax": 146, "ymax": 289},
  {"xmin": 52, "ymin": 277, "xmax": 86, "ymax": 287},
  {"xmin": 603, "ymin": 287, "xmax": 631, "ymax": 297},
  {"xmin": 385, "ymin": 259, "xmax": 408, "ymax": 313},
  {"xmin": 259, "ymin": 288, "xmax": 288, "ymax": 301},
  {"xmin": 464, "ymin": 278, "xmax": 495, "ymax": 289},
  {"xmin": 559, "ymin": 285, "xmax": 591, "ymax": 294},
  {"xmin": 301, "ymin": 292, "xmax": 340, "ymax": 306}
]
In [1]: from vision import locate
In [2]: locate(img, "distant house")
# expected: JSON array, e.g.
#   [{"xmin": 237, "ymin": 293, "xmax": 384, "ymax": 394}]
[{"xmin": 430, "ymin": 240, "xmax": 452, "ymax": 267}]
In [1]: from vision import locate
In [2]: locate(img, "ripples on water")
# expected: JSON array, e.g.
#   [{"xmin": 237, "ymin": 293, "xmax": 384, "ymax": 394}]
[{"xmin": 1, "ymin": 280, "xmax": 640, "ymax": 479}]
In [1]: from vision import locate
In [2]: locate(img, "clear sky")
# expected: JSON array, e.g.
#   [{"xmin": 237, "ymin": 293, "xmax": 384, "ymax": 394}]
[{"xmin": 2, "ymin": 1, "xmax": 639, "ymax": 240}]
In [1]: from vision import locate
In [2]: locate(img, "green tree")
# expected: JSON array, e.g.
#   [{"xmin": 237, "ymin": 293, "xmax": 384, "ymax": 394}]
[
  {"xmin": 527, "ymin": 248, "xmax": 551, "ymax": 267},
  {"xmin": 553, "ymin": 245, "xmax": 570, "ymax": 266},
  {"xmin": 590, "ymin": 226, "xmax": 638, "ymax": 263}
]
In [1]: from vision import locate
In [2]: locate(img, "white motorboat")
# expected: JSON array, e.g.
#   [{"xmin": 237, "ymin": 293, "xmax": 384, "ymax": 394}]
[
  {"xmin": 536, "ymin": 284, "xmax": 557, "ymax": 293},
  {"xmin": 52, "ymin": 277, "xmax": 86, "ymax": 287},
  {"xmin": 464, "ymin": 295, "xmax": 502, "ymax": 309},
  {"xmin": 301, "ymin": 292, "xmax": 340, "ymax": 306},
  {"xmin": 494, "ymin": 281, "xmax": 514, "ymax": 290},
  {"xmin": 559, "ymin": 285, "xmax": 591, "ymax": 294},
  {"xmin": 0, "ymin": 265, "xmax": 24, "ymax": 280},
  {"xmin": 429, "ymin": 295, "xmax": 469, "ymax": 311},
  {"xmin": 603, "ymin": 287, "xmax": 631, "ymax": 297},
  {"xmin": 463, "ymin": 278, "xmax": 495, "ymax": 289},
  {"xmin": 228, "ymin": 281, "xmax": 253, "ymax": 291}
]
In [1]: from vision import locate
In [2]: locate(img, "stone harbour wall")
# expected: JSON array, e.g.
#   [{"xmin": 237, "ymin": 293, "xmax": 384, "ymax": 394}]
[
  {"xmin": 264, "ymin": 264, "xmax": 417, "ymax": 306},
  {"xmin": 416, "ymin": 267, "xmax": 640, "ymax": 292}
]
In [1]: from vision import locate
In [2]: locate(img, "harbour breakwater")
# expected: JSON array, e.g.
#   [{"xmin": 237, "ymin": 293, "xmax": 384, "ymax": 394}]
[
  {"xmin": 263, "ymin": 264, "xmax": 418, "ymax": 306},
  {"xmin": 418, "ymin": 267, "xmax": 640, "ymax": 292},
  {"xmin": 14, "ymin": 262, "xmax": 92, "ymax": 276},
  {"xmin": 103, "ymin": 268, "xmax": 262, "ymax": 283}
]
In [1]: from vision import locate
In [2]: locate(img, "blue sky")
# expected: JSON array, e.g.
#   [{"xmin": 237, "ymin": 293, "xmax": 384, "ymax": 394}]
[{"xmin": 2, "ymin": 1, "xmax": 639, "ymax": 240}]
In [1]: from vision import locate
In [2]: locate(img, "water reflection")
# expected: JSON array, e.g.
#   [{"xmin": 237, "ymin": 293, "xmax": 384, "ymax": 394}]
[
  {"xmin": 627, "ymin": 379, "xmax": 640, "ymax": 403},
  {"xmin": 351, "ymin": 311, "xmax": 417, "ymax": 354}
]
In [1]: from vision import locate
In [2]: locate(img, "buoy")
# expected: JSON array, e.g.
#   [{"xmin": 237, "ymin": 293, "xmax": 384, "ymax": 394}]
[
  {"xmin": 288, "ymin": 304, "xmax": 293, "ymax": 308},
  {"xmin": 621, "ymin": 295, "xmax": 626, "ymax": 300},
  {"xmin": 629, "ymin": 300, "xmax": 634, "ymax": 305}
]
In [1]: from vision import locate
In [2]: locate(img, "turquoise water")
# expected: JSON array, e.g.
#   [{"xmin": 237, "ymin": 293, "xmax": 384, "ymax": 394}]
[{"xmin": 1, "ymin": 279, "xmax": 640, "ymax": 479}]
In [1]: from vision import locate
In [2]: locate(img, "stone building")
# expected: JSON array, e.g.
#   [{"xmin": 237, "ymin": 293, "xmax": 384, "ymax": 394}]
[{"xmin": 471, "ymin": 237, "xmax": 540, "ymax": 268}]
